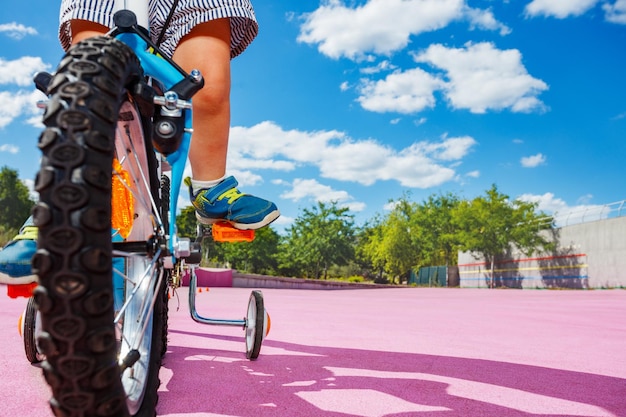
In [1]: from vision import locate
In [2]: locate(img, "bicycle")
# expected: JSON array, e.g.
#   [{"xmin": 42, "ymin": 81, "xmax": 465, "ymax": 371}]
[{"xmin": 26, "ymin": 1, "xmax": 270, "ymax": 415}]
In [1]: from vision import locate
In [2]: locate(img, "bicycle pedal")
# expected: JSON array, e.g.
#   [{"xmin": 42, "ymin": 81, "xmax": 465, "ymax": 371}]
[
  {"xmin": 7, "ymin": 283, "xmax": 37, "ymax": 299},
  {"xmin": 212, "ymin": 222, "xmax": 255, "ymax": 242}
]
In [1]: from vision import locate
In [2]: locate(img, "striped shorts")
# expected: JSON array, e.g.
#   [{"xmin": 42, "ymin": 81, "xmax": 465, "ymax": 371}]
[{"xmin": 59, "ymin": 0, "xmax": 258, "ymax": 58}]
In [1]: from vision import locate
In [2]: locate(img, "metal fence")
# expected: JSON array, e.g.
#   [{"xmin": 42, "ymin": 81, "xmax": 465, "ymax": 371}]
[
  {"xmin": 552, "ymin": 199, "xmax": 626, "ymax": 227},
  {"xmin": 410, "ymin": 266, "xmax": 460, "ymax": 287}
]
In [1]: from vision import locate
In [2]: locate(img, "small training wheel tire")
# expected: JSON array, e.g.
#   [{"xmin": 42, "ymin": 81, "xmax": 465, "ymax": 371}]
[
  {"xmin": 23, "ymin": 297, "xmax": 43, "ymax": 364},
  {"xmin": 245, "ymin": 290, "xmax": 265, "ymax": 360}
]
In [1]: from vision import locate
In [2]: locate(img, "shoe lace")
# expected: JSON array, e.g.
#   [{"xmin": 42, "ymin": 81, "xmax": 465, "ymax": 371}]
[
  {"xmin": 217, "ymin": 188, "xmax": 244, "ymax": 204},
  {"xmin": 15, "ymin": 226, "xmax": 38, "ymax": 240}
]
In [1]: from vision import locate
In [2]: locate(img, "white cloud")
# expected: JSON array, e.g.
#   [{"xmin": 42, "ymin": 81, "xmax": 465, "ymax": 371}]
[
  {"xmin": 229, "ymin": 157, "xmax": 295, "ymax": 172},
  {"xmin": 603, "ymin": 0, "xmax": 626, "ymax": 23},
  {"xmin": 357, "ymin": 68, "xmax": 443, "ymax": 114},
  {"xmin": 521, "ymin": 153, "xmax": 547, "ymax": 168},
  {"xmin": 519, "ymin": 192, "xmax": 568, "ymax": 213},
  {"xmin": 280, "ymin": 178, "xmax": 365, "ymax": 212},
  {"xmin": 25, "ymin": 115, "xmax": 44, "ymax": 128},
  {"xmin": 360, "ymin": 60, "xmax": 397, "ymax": 75},
  {"xmin": 430, "ymin": 135, "xmax": 476, "ymax": 160},
  {"xmin": 22, "ymin": 178, "xmax": 37, "ymax": 202},
  {"xmin": 414, "ymin": 117, "xmax": 427, "ymax": 126},
  {"xmin": 577, "ymin": 194, "xmax": 594, "ymax": 204},
  {"xmin": 272, "ymin": 214, "xmax": 295, "ymax": 226},
  {"xmin": 0, "ymin": 57, "xmax": 50, "ymax": 86},
  {"xmin": 384, "ymin": 200, "xmax": 400, "ymax": 211},
  {"xmin": 466, "ymin": 170, "xmax": 480, "ymax": 178},
  {"xmin": 525, "ymin": 0, "xmax": 600, "ymax": 18},
  {"xmin": 319, "ymin": 135, "xmax": 474, "ymax": 188},
  {"xmin": 356, "ymin": 42, "xmax": 547, "ymax": 115},
  {"xmin": 0, "ymin": 57, "xmax": 51, "ymax": 129},
  {"xmin": 463, "ymin": 5, "xmax": 512, "ymax": 35},
  {"xmin": 414, "ymin": 42, "xmax": 548, "ymax": 113},
  {"xmin": 518, "ymin": 192, "xmax": 608, "ymax": 226},
  {"xmin": 525, "ymin": 0, "xmax": 626, "ymax": 23},
  {"xmin": 229, "ymin": 121, "xmax": 477, "ymax": 189},
  {"xmin": 297, "ymin": 0, "xmax": 509, "ymax": 60},
  {"xmin": 0, "ymin": 22, "xmax": 37, "ymax": 39},
  {"xmin": 0, "ymin": 90, "xmax": 46, "ymax": 129},
  {"xmin": 227, "ymin": 170, "xmax": 263, "ymax": 187},
  {"xmin": 230, "ymin": 121, "xmax": 342, "ymax": 163},
  {"xmin": 0, "ymin": 144, "xmax": 19, "ymax": 154}
]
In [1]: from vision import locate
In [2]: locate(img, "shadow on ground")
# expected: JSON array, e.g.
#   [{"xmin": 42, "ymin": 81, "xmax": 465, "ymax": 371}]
[{"xmin": 157, "ymin": 330, "xmax": 624, "ymax": 417}]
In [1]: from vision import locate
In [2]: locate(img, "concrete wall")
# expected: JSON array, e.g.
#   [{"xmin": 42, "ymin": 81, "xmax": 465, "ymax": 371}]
[
  {"xmin": 233, "ymin": 273, "xmax": 386, "ymax": 290},
  {"xmin": 458, "ymin": 216, "xmax": 626, "ymax": 289},
  {"xmin": 183, "ymin": 268, "xmax": 386, "ymax": 290}
]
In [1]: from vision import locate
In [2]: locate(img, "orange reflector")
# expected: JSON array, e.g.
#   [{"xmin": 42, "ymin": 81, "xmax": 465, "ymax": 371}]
[
  {"xmin": 7, "ymin": 282, "xmax": 37, "ymax": 299},
  {"xmin": 17, "ymin": 312, "xmax": 23, "ymax": 337},
  {"xmin": 112, "ymin": 158, "xmax": 134, "ymax": 239},
  {"xmin": 212, "ymin": 222, "xmax": 255, "ymax": 242},
  {"xmin": 264, "ymin": 311, "xmax": 271, "ymax": 338}
]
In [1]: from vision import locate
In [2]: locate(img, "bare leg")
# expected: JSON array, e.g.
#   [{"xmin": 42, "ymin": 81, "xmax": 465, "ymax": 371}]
[
  {"xmin": 172, "ymin": 19, "xmax": 232, "ymax": 182},
  {"xmin": 69, "ymin": 19, "xmax": 109, "ymax": 44},
  {"xmin": 69, "ymin": 17, "xmax": 278, "ymax": 228},
  {"xmin": 71, "ymin": 18, "xmax": 231, "ymax": 182}
]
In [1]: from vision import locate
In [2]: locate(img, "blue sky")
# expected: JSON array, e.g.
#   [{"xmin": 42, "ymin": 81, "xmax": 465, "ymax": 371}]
[{"xmin": 1, "ymin": 0, "xmax": 625, "ymax": 232}]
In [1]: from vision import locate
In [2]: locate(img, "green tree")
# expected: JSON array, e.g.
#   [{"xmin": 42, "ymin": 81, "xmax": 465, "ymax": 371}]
[
  {"xmin": 278, "ymin": 201, "xmax": 354, "ymax": 279},
  {"xmin": 219, "ymin": 226, "xmax": 280, "ymax": 274},
  {"xmin": 415, "ymin": 192, "xmax": 461, "ymax": 266},
  {"xmin": 176, "ymin": 206, "xmax": 199, "ymax": 238},
  {"xmin": 355, "ymin": 217, "xmax": 386, "ymax": 281},
  {"xmin": 454, "ymin": 184, "xmax": 554, "ymax": 287},
  {"xmin": 0, "ymin": 166, "xmax": 35, "ymax": 233},
  {"xmin": 358, "ymin": 195, "xmax": 422, "ymax": 284},
  {"xmin": 380, "ymin": 196, "xmax": 422, "ymax": 283}
]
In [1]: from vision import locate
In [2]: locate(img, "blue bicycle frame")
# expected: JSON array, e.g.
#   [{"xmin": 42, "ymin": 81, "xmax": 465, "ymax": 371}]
[{"xmin": 113, "ymin": 29, "xmax": 193, "ymax": 255}]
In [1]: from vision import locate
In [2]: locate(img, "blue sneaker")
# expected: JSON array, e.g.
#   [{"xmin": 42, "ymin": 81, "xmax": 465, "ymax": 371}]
[
  {"xmin": 0, "ymin": 216, "xmax": 38, "ymax": 285},
  {"xmin": 185, "ymin": 176, "xmax": 280, "ymax": 230}
]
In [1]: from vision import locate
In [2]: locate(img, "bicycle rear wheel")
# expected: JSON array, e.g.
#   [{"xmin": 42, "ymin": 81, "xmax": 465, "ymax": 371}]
[
  {"xmin": 23, "ymin": 296, "xmax": 44, "ymax": 364},
  {"xmin": 32, "ymin": 36, "xmax": 167, "ymax": 417}
]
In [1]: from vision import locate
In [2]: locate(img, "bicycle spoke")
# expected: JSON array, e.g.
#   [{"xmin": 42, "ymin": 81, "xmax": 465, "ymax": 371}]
[{"xmin": 113, "ymin": 249, "xmax": 162, "ymax": 325}]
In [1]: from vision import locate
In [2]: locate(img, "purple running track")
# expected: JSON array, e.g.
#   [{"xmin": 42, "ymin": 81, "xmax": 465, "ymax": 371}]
[{"xmin": 1, "ymin": 286, "xmax": 625, "ymax": 416}]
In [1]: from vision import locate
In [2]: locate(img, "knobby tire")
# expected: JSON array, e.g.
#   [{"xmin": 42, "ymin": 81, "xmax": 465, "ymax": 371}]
[{"xmin": 32, "ymin": 36, "xmax": 166, "ymax": 417}]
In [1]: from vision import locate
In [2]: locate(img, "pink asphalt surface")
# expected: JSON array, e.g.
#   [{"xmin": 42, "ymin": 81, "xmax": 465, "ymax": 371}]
[{"xmin": 1, "ymin": 286, "xmax": 625, "ymax": 417}]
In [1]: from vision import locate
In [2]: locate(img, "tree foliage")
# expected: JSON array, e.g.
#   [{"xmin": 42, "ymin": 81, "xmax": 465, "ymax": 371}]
[
  {"xmin": 359, "ymin": 195, "xmax": 420, "ymax": 283},
  {"xmin": 278, "ymin": 201, "xmax": 354, "ymax": 279},
  {"xmin": 415, "ymin": 192, "xmax": 461, "ymax": 266},
  {"xmin": 453, "ymin": 184, "xmax": 554, "ymax": 286},
  {"xmin": 219, "ymin": 226, "xmax": 280, "ymax": 275},
  {"xmin": 0, "ymin": 166, "xmax": 35, "ymax": 232},
  {"xmin": 176, "ymin": 206, "xmax": 199, "ymax": 238},
  {"xmin": 173, "ymin": 184, "xmax": 555, "ymax": 286},
  {"xmin": 175, "ymin": 205, "xmax": 280, "ymax": 273}
]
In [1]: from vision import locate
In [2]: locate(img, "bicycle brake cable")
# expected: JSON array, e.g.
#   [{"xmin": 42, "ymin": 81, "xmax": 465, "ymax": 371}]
[{"xmin": 155, "ymin": 0, "xmax": 181, "ymax": 48}]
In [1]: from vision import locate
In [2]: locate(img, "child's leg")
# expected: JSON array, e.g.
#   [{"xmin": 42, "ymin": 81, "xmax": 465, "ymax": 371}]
[
  {"xmin": 172, "ymin": 19, "xmax": 279, "ymax": 229},
  {"xmin": 69, "ymin": 18, "xmax": 230, "ymax": 182},
  {"xmin": 69, "ymin": 19, "xmax": 109, "ymax": 44},
  {"xmin": 172, "ymin": 18, "xmax": 232, "ymax": 182},
  {"xmin": 69, "ymin": 17, "xmax": 279, "ymax": 229}
]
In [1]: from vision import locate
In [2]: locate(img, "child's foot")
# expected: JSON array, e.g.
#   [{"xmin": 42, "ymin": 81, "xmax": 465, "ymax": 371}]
[
  {"xmin": 0, "ymin": 217, "xmax": 38, "ymax": 285},
  {"xmin": 186, "ymin": 176, "xmax": 279, "ymax": 230}
]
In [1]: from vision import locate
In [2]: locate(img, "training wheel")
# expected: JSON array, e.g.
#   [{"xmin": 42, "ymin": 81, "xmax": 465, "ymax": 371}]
[
  {"xmin": 245, "ymin": 290, "xmax": 270, "ymax": 360},
  {"xmin": 22, "ymin": 297, "xmax": 43, "ymax": 364}
]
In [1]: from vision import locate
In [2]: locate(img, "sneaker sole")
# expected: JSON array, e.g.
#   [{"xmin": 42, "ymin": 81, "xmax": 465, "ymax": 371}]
[
  {"xmin": 0, "ymin": 272, "xmax": 38, "ymax": 285},
  {"xmin": 195, "ymin": 209, "xmax": 280, "ymax": 230}
]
